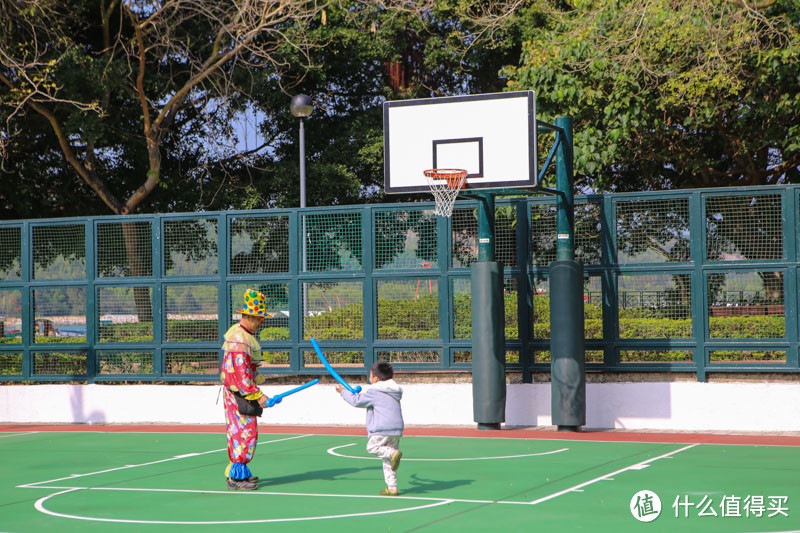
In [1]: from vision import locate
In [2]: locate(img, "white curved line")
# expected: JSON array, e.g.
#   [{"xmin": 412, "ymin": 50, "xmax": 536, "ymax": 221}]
[
  {"xmin": 327, "ymin": 443, "xmax": 569, "ymax": 461},
  {"xmin": 35, "ymin": 489, "xmax": 454, "ymax": 525}
]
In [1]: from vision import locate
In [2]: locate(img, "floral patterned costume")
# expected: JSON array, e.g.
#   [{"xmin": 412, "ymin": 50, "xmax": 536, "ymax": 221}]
[{"xmin": 220, "ymin": 323, "xmax": 264, "ymax": 480}]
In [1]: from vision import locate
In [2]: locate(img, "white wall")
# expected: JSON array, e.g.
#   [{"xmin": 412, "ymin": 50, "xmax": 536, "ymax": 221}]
[{"xmin": 2, "ymin": 382, "xmax": 799, "ymax": 432}]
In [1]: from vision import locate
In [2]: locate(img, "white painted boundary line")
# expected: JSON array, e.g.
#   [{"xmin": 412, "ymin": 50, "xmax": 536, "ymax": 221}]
[
  {"xmin": 0, "ymin": 431, "xmax": 39, "ymax": 439},
  {"xmin": 327, "ymin": 442, "xmax": 569, "ymax": 461},
  {"xmin": 528, "ymin": 443, "xmax": 700, "ymax": 505},
  {"xmin": 33, "ymin": 488, "xmax": 456, "ymax": 525},
  {"xmin": 34, "ymin": 485, "xmax": 498, "ymax": 504},
  {"xmin": 18, "ymin": 434, "xmax": 703, "ymax": 525},
  {"xmin": 17, "ymin": 434, "xmax": 312, "ymax": 488}
]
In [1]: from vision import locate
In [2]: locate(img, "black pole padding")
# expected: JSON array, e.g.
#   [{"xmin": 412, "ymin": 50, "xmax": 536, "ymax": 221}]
[
  {"xmin": 471, "ymin": 261, "xmax": 506, "ymax": 429},
  {"xmin": 549, "ymin": 260, "xmax": 585, "ymax": 430}
]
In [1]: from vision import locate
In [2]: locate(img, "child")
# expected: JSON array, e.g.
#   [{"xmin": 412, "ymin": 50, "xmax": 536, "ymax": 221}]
[{"xmin": 336, "ymin": 361, "xmax": 404, "ymax": 496}]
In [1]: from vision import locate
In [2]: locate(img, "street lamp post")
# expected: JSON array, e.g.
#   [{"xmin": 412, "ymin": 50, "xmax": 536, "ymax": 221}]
[
  {"xmin": 291, "ymin": 94, "xmax": 314, "ymax": 323},
  {"xmin": 290, "ymin": 94, "xmax": 314, "ymax": 208}
]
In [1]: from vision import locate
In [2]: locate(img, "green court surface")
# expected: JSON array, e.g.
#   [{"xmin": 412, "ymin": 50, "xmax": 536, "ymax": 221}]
[{"xmin": 1, "ymin": 430, "xmax": 798, "ymax": 532}]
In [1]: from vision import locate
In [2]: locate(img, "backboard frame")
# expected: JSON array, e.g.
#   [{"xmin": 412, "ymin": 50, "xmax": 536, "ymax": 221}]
[{"xmin": 383, "ymin": 91, "xmax": 537, "ymax": 194}]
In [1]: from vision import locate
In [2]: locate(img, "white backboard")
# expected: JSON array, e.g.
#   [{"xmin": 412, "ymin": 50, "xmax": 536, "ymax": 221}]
[{"xmin": 383, "ymin": 91, "xmax": 537, "ymax": 194}]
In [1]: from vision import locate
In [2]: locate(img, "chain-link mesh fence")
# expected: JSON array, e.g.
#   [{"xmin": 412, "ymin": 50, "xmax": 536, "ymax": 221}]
[
  {"xmin": 97, "ymin": 351, "xmax": 154, "ymax": 374},
  {"xmin": 618, "ymin": 273, "xmax": 693, "ymax": 338},
  {"xmin": 302, "ymin": 212, "xmax": 362, "ymax": 272},
  {"xmin": 374, "ymin": 208, "xmax": 438, "ymax": 270},
  {"xmin": 0, "ymin": 226, "xmax": 21, "ymax": 280},
  {"xmin": 303, "ymin": 281, "xmax": 363, "ymax": 340},
  {"xmin": 530, "ymin": 201, "xmax": 602, "ymax": 266},
  {"xmin": 258, "ymin": 351, "xmax": 291, "ymax": 368},
  {"xmin": 451, "ymin": 205, "xmax": 517, "ymax": 268},
  {"xmin": 376, "ymin": 279, "xmax": 438, "ymax": 340},
  {"xmin": 98, "ymin": 286, "xmax": 153, "ymax": 343},
  {"xmin": 164, "ymin": 219, "xmax": 218, "ymax": 276},
  {"xmin": 229, "ymin": 283, "xmax": 290, "ymax": 341},
  {"xmin": 97, "ymin": 221, "xmax": 153, "ymax": 277},
  {"xmin": 584, "ymin": 276, "xmax": 603, "ymax": 339},
  {"xmin": 706, "ymin": 194, "xmax": 783, "ymax": 261},
  {"xmin": 33, "ymin": 351, "xmax": 87, "ymax": 375},
  {"xmin": 377, "ymin": 350, "xmax": 441, "ymax": 364},
  {"xmin": 164, "ymin": 351, "xmax": 218, "ymax": 375},
  {"xmin": 230, "ymin": 216, "xmax": 290, "ymax": 274},
  {"xmin": 709, "ymin": 350, "xmax": 786, "ymax": 363},
  {"xmin": 532, "ymin": 277, "xmax": 550, "ymax": 339},
  {"xmin": 303, "ymin": 349, "xmax": 364, "ymax": 369},
  {"xmin": 707, "ymin": 271, "xmax": 785, "ymax": 339},
  {"xmin": 3, "ymin": 185, "xmax": 800, "ymax": 381},
  {"xmin": 164, "ymin": 285, "xmax": 218, "ymax": 342},
  {"xmin": 33, "ymin": 224, "xmax": 86, "ymax": 280},
  {"xmin": 32, "ymin": 287, "xmax": 86, "ymax": 343},
  {"xmin": 616, "ymin": 198, "xmax": 691, "ymax": 263},
  {"xmin": 619, "ymin": 350, "xmax": 693, "ymax": 363},
  {"xmin": 585, "ymin": 350, "xmax": 604, "ymax": 363},
  {"xmin": 0, "ymin": 288, "xmax": 22, "ymax": 344},
  {"xmin": 0, "ymin": 352, "xmax": 22, "ymax": 375}
]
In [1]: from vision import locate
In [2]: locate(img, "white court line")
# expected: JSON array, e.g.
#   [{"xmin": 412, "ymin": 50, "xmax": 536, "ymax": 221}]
[
  {"xmin": 33, "ymin": 488, "xmax": 455, "ymax": 525},
  {"xmin": 17, "ymin": 434, "xmax": 312, "ymax": 488},
  {"xmin": 20, "ymin": 435, "xmax": 704, "ymax": 525},
  {"xmin": 528, "ymin": 443, "xmax": 699, "ymax": 505},
  {"xmin": 328, "ymin": 443, "xmax": 569, "ymax": 461},
  {"xmin": 0, "ymin": 431, "xmax": 39, "ymax": 439},
  {"xmin": 29, "ymin": 485, "xmax": 500, "ymax": 504}
]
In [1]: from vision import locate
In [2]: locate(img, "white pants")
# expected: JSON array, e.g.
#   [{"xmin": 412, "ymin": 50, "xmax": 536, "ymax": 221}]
[{"xmin": 366, "ymin": 435, "xmax": 401, "ymax": 489}]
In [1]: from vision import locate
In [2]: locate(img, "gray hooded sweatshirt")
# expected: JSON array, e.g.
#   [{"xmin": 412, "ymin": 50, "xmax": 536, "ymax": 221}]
[{"xmin": 341, "ymin": 379, "xmax": 404, "ymax": 436}]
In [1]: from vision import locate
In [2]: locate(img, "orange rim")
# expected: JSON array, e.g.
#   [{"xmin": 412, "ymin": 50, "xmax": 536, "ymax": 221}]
[{"xmin": 423, "ymin": 169, "xmax": 468, "ymax": 189}]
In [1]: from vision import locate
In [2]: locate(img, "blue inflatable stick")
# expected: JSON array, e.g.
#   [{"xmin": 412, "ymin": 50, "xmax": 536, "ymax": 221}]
[
  {"xmin": 310, "ymin": 337, "xmax": 362, "ymax": 394},
  {"xmin": 266, "ymin": 378, "xmax": 320, "ymax": 407}
]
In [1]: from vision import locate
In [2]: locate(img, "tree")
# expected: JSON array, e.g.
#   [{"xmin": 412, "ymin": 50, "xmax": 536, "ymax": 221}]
[
  {"xmin": 0, "ymin": 0, "xmax": 336, "ymax": 216},
  {"xmin": 227, "ymin": 0, "xmax": 526, "ymax": 210},
  {"xmin": 1, "ymin": 0, "xmax": 523, "ymax": 218},
  {"xmin": 505, "ymin": 0, "xmax": 800, "ymax": 192}
]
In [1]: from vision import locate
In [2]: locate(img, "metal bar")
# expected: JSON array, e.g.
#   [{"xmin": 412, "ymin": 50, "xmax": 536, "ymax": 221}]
[
  {"xmin": 689, "ymin": 190, "xmax": 707, "ymax": 382},
  {"xmin": 516, "ymin": 199, "xmax": 533, "ymax": 383},
  {"xmin": 555, "ymin": 116, "xmax": 574, "ymax": 262}
]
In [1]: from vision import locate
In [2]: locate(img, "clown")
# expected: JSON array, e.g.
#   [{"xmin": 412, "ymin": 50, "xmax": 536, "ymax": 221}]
[{"xmin": 220, "ymin": 289, "xmax": 270, "ymax": 490}]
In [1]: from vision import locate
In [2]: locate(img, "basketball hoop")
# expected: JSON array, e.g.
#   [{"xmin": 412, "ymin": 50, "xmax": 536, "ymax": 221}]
[{"xmin": 424, "ymin": 169, "xmax": 468, "ymax": 217}]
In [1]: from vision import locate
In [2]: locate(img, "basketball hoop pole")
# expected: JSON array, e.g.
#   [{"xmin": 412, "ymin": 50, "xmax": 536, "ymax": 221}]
[
  {"xmin": 549, "ymin": 116, "xmax": 586, "ymax": 433},
  {"xmin": 468, "ymin": 190, "xmax": 506, "ymax": 431},
  {"xmin": 475, "ymin": 192, "xmax": 495, "ymax": 261}
]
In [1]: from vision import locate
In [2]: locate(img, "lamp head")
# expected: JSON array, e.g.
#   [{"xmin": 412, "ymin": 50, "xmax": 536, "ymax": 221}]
[{"xmin": 290, "ymin": 94, "xmax": 314, "ymax": 118}]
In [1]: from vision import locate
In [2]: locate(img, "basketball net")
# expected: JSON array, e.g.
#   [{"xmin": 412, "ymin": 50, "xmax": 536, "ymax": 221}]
[{"xmin": 424, "ymin": 169, "xmax": 468, "ymax": 217}]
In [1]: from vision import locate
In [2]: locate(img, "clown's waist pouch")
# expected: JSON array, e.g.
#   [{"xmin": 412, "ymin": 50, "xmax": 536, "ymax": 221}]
[{"xmin": 229, "ymin": 389, "xmax": 263, "ymax": 417}]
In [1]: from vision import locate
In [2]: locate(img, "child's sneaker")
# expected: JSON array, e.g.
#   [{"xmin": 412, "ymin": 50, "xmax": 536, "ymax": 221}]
[
  {"xmin": 390, "ymin": 450, "xmax": 402, "ymax": 471},
  {"xmin": 380, "ymin": 487, "xmax": 399, "ymax": 496}
]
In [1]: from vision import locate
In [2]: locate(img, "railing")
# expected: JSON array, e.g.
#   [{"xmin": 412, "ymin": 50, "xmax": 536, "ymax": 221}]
[{"xmin": 1, "ymin": 184, "xmax": 798, "ymax": 382}]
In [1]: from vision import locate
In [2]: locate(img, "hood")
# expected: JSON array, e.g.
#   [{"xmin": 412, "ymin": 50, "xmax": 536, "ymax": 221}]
[{"xmin": 370, "ymin": 378, "xmax": 403, "ymax": 398}]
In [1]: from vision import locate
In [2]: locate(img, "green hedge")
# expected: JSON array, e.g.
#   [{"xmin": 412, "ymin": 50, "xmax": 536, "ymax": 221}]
[
  {"xmin": 0, "ymin": 352, "xmax": 22, "ymax": 375},
  {"xmin": 709, "ymin": 350, "xmax": 785, "ymax": 362},
  {"xmin": 619, "ymin": 318, "xmax": 693, "ymax": 338},
  {"xmin": 709, "ymin": 316, "xmax": 785, "ymax": 338},
  {"xmin": 2, "ymin": 301, "xmax": 788, "ymax": 345},
  {"xmin": 619, "ymin": 350, "xmax": 693, "ymax": 362}
]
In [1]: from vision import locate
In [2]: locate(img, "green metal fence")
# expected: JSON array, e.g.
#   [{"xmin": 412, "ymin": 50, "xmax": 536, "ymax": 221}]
[{"xmin": 1, "ymin": 184, "xmax": 798, "ymax": 383}]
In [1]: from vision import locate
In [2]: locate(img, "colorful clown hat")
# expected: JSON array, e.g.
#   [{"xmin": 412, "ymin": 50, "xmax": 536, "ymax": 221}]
[{"xmin": 237, "ymin": 289, "xmax": 267, "ymax": 317}]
